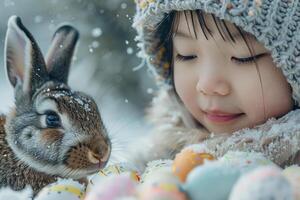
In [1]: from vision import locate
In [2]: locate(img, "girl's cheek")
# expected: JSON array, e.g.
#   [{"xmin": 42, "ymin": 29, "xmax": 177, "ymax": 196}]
[
  {"xmin": 174, "ymin": 70, "xmax": 198, "ymax": 109},
  {"xmin": 174, "ymin": 66, "xmax": 192, "ymax": 94},
  {"xmin": 235, "ymin": 77, "xmax": 265, "ymax": 124},
  {"xmin": 176, "ymin": 80, "xmax": 194, "ymax": 106},
  {"xmin": 264, "ymin": 93, "xmax": 293, "ymax": 120},
  {"xmin": 253, "ymin": 58, "xmax": 293, "ymax": 119}
]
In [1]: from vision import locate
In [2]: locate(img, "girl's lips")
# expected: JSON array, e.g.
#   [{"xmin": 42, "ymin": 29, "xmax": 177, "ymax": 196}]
[{"xmin": 204, "ymin": 111, "xmax": 244, "ymax": 123}]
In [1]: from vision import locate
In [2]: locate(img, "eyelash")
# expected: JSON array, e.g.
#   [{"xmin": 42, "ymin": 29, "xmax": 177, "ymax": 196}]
[
  {"xmin": 231, "ymin": 54, "xmax": 266, "ymax": 65},
  {"xmin": 175, "ymin": 53, "xmax": 266, "ymax": 64},
  {"xmin": 175, "ymin": 54, "xmax": 197, "ymax": 62}
]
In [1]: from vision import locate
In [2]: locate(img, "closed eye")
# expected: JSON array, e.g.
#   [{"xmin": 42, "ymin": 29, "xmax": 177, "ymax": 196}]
[
  {"xmin": 231, "ymin": 53, "xmax": 268, "ymax": 65},
  {"xmin": 175, "ymin": 54, "xmax": 197, "ymax": 62}
]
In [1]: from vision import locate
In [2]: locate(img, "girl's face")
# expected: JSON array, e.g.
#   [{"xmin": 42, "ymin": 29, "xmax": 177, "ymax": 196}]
[{"xmin": 172, "ymin": 12, "xmax": 294, "ymax": 134}]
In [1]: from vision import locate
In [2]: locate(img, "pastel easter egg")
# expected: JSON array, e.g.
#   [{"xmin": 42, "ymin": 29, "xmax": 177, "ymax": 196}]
[
  {"xmin": 172, "ymin": 148, "xmax": 215, "ymax": 182},
  {"xmin": 84, "ymin": 172, "xmax": 137, "ymax": 200},
  {"xmin": 142, "ymin": 167, "xmax": 181, "ymax": 187},
  {"xmin": 141, "ymin": 159, "xmax": 179, "ymax": 185},
  {"xmin": 138, "ymin": 183, "xmax": 187, "ymax": 200},
  {"xmin": 87, "ymin": 163, "xmax": 140, "ymax": 193},
  {"xmin": 182, "ymin": 161, "xmax": 241, "ymax": 200},
  {"xmin": 229, "ymin": 166, "xmax": 293, "ymax": 200},
  {"xmin": 35, "ymin": 179, "xmax": 85, "ymax": 200},
  {"xmin": 283, "ymin": 165, "xmax": 300, "ymax": 200}
]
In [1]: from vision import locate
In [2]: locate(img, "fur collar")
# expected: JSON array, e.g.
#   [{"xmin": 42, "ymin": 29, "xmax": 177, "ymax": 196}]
[{"xmin": 127, "ymin": 89, "xmax": 300, "ymax": 172}]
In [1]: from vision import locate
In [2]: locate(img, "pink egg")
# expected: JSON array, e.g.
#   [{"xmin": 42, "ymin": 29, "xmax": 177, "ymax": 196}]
[{"xmin": 85, "ymin": 173, "xmax": 137, "ymax": 200}]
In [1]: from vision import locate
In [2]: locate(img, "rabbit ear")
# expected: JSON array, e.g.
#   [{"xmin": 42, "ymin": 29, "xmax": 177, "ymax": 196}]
[
  {"xmin": 5, "ymin": 16, "xmax": 48, "ymax": 95},
  {"xmin": 45, "ymin": 25, "xmax": 79, "ymax": 84}
]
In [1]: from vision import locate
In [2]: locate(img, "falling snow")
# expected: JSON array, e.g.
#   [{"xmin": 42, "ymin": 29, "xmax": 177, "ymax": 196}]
[
  {"xmin": 126, "ymin": 47, "xmax": 133, "ymax": 54},
  {"xmin": 91, "ymin": 27, "xmax": 102, "ymax": 38},
  {"xmin": 147, "ymin": 88, "xmax": 153, "ymax": 94},
  {"xmin": 121, "ymin": 3, "xmax": 127, "ymax": 9},
  {"xmin": 85, "ymin": 105, "xmax": 91, "ymax": 112},
  {"xmin": 34, "ymin": 15, "xmax": 43, "ymax": 23},
  {"xmin": 91, "ymin": 41, "xmax": 100, "ymax": 48}
]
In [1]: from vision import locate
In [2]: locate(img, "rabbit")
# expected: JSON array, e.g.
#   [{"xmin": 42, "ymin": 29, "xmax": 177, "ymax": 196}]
[{"xmin": 0, "ymin": 15, "xmax": 111, "ymax": 195}]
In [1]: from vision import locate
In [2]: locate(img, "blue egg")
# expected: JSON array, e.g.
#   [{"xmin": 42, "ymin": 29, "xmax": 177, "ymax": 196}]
[{"xmin": 182, "ymin": 161, "xmax": 242, "ymax": 200}]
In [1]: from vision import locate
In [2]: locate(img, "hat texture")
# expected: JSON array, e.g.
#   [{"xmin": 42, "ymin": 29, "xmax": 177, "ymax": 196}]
[{"xmin": 133, "ymin": 0, "xmax": 300, "ymax": 105}]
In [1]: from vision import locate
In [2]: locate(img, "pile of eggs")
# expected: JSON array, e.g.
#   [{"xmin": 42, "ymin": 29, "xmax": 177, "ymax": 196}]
[{"xmin": 33, "ymin": 146, "xmax": 300, "ymax": 200}]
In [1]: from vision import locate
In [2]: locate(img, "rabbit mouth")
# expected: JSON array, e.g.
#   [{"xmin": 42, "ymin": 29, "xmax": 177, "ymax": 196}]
[
  {"xmin": 82, "ymin": 156, "xmax": 110, "ymax": 175},
  {"xmin": 63, "ymin": 145, "xmax": 110, "ymax": 177}
]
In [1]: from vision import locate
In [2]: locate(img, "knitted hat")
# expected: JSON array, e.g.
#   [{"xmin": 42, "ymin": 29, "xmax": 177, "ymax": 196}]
[{"xmin": 133, "ymin": 0, "xmax": 300, "ymax": 105}]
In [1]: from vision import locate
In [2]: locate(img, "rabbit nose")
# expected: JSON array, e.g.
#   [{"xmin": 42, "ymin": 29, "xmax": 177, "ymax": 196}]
[
  {"xmin": 88, "ymin": 149, "xmax": 110, "ymax": 164},
  {"xmin": 88, "ymin": 143, "xmax": 111, "ymax": 164}
]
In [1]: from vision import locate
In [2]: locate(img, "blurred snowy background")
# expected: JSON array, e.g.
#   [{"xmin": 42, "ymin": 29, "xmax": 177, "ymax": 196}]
[{"xmin": 0, "ymin": 0, "xmax": 156, "ymax": 162}]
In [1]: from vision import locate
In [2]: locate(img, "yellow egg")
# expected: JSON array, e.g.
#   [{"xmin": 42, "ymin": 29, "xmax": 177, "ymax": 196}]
[
  {"xmin": 172, "ymin": 149, "xmax": 215, "ymax": 182},
  {"xmin": 35, "ymin": 179, "xmax": 86, "ymax": 200}
]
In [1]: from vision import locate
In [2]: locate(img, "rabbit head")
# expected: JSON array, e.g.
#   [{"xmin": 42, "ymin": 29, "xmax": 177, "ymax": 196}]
[{"xmin": 4, "ymin": 16, "xmax": 111, "ymax": 179}]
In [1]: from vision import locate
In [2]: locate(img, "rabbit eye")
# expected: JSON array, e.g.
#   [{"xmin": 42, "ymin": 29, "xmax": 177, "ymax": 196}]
[{"xmin": 45, "ymin": 111, "xmax": 61, "ymax": 128}]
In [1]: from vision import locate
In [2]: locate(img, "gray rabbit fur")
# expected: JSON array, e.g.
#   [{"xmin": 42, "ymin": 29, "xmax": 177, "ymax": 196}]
[{"xmin": 0, "ymin": 16, "xmax": 111, "ymax": 195}]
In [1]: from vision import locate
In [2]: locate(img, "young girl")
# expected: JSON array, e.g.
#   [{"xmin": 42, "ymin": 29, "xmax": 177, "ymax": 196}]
[{"xmin": 129, "ymin": 0, "xmax": 300, "ymax": 172}]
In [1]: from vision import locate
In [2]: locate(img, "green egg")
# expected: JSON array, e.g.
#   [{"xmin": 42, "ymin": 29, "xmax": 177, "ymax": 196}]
[{"xmin": 182, "ymin": 161, "xmax": 241, "ymax": 200}]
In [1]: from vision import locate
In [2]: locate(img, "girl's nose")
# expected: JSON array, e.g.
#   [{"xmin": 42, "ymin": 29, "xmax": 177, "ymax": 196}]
[{"xmin": 196, "ymin": 69, "xmax": 231, "ymax": 96}]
